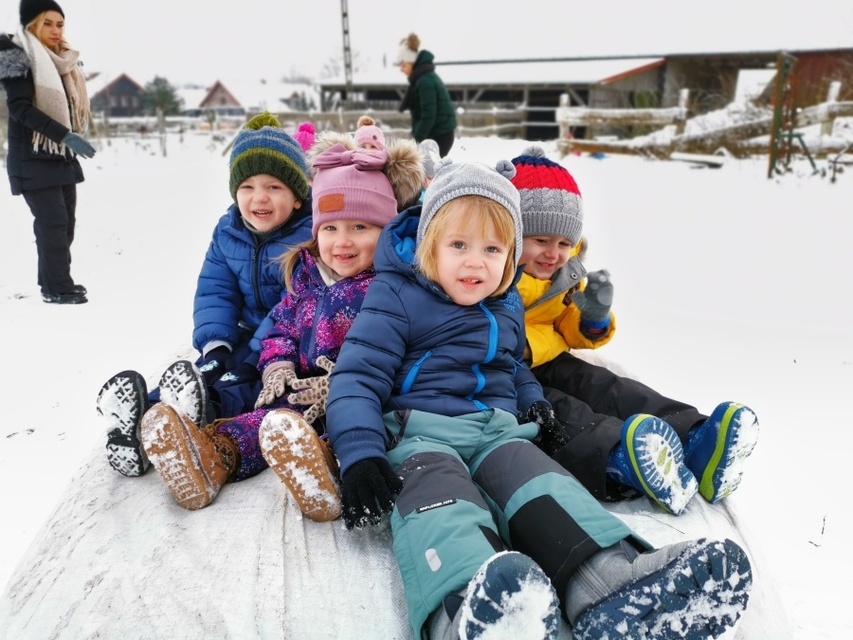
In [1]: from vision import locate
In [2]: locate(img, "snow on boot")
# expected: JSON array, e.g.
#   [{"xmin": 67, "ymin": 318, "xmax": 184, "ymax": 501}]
[
  {"xmin": 685, "ymin": 402, "xmax": 759, "ymax": 503},
  {"xmin": 259, "ymin": 409, "xmax": 341, "ymax": 522},
  {"xmin": 98, "ymin": 370, "xmax": 150, "ymax": 477},
  {"xmin": 158, "ymin": 360, "xmax": 208, "ymax": 426},
  {"xmin": 140, "ymin": 404, "xmax": 237, "ymax": 510},
  {"xmin": 606, "ymin": 414, "xmax": 698, "ymax": 515},
  {"xmin": 567, "ymin": 538, "xmax": 752, "ymax": 640},
  {"xmin": 458, "ymin": 551, "xmax": 560, "ymax": 640}
]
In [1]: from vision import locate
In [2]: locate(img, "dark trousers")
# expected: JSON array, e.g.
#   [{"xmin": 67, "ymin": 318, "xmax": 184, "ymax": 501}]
[
  {"xmin": 431, "ymin": 130, "xmax": 455, "ymax": 157},
  {"xmin": 22, "ymin": 184, "xmax": 77, "ymax": 295},
  {"xmin": 534, "ymin": 352, "xmax": 706, "ymax": 500}
]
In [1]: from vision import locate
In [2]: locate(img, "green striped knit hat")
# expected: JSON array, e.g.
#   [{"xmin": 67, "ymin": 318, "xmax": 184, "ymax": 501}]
[{"xmin": 228, "ymin": 112, "xmax": 309, "ymax": 202}]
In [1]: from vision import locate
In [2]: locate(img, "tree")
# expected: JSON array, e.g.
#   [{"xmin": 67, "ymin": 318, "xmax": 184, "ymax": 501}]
[{"xmin": 142, "ymin": 76, "xmax": 183, "ymax": 116}]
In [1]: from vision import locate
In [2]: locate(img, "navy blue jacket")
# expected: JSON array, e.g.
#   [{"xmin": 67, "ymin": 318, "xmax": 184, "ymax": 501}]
[
  {"xmin": 193, "ymin": 202, "xmax": 312, "ymax": 353},
  {"xmin": 327, "ymin": 205, "xmax": 545, "ymax": 475}
]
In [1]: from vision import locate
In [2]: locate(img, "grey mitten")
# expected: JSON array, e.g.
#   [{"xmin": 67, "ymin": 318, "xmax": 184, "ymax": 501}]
[
  {"xmin": 571, "ymin": 269, "xmax": 613, "ymax": 322},
  {"xmin": 287, "ymin": 355, "xmax": 336, "ymax": 425},
  {"xmin": 61, "ymin": 132, "xmax": 96, "ymax": 158},
  {"xmin": 255, "ymin": 362, "xmax": 297, "ymax": 409}
]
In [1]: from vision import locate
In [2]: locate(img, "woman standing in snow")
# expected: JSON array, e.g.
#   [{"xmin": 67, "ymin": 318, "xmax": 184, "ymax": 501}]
[
  {"xmin": 0, "ymin": 0, "xmax": 95, "ymax": 304},
  {"xmin": 396, "ymin": 32, "xmax": 457, "ymax": 157}
]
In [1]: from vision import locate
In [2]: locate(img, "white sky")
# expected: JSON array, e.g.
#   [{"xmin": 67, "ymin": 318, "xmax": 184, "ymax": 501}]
[{"xmin": 2, "ymin": 0, "xmax": 851, "ymax": 86}]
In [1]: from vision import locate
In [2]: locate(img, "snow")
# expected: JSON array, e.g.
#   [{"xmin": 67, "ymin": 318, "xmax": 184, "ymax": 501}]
[{"xmin": 1, "ymin": 127, "xmax": 852, "ymax": 638}]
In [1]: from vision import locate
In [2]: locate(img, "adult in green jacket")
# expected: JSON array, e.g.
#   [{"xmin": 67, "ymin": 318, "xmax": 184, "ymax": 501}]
[{"xmin": 396, "ymin": 32, "xmax": 457, "ymax": 157}]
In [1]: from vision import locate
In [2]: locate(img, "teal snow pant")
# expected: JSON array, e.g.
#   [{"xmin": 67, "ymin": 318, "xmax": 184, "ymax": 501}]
[{"xmin": 383, "ymin": 408, "xmax": 638, "ymax": 639}]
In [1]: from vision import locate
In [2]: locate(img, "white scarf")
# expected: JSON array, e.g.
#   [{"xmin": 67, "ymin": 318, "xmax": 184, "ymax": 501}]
[{"xmin": 16, "ymin": 27, "xmax": 90, "ymax": 154}]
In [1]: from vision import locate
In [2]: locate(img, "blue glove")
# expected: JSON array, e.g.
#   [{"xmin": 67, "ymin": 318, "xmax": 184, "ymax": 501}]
[
  {"xmin": 571, "ymin": 269, "xmax": 613, "ymax": 323},
  {"xmin": 525, "ymin": 400, "xmax": 569, "ymax": 456},
  {"xmin": 61, "ymin": 132, "xmax": 96, "ymax": 158},
  {"xmin": 341, "ymin": 458, "xmax": 403, "ymax": 529}
]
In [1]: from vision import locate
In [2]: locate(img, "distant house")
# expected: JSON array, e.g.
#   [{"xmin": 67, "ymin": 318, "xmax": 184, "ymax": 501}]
[
  {"xmin": 87, "ymin": 73, "xmax": 146, "ymax": 118},
  {"xmin": 193, "ymin": 78, "xmax": 320, "ymax": 119}
]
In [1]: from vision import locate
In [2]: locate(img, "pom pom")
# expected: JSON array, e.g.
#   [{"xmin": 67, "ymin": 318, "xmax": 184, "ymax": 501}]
[
  {"xmin": 298, "ymin": 122, "xmax": 315, "ymax": 135},
  {"xmin": 494, "ymin": 159, "xmax": 516, "ymax": 181},
  {"xmin": 245, "ymin": 111, "xmax": 281, "ymax": 131},
  {"xmin": 357, "ymin": 115, "xmax": 376, "ymax": 128},
  {"xmin": 521, "ymin": 145, "xmax": 546, "ymax": 158}
]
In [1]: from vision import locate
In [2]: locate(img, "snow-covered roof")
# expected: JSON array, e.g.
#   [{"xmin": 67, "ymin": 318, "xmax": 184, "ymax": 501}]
[{"xmin": 210, "ymin": 78, "xmax": 320, "ymax": 112}]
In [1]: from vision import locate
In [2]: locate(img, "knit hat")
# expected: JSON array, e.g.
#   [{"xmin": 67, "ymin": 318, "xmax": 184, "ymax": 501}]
[
  {"xmin": 418, "ymin": 139, "xmax": 440, "ymax": 179},
  {"xmin": 395, "ymin": 32, "xmax": 419, "ymax": 65},
  {"xmin": 229, "ymin": 112, "xmax": 310, "ymax": 203},
  {"xmin": 420, "ymin": 158, "xmax": 523, "ymax": 262},
  {"xmin": 510, "ymin": 146, "xmax": 583, "ymax": 246},
  {"xmin": 292, "ymin": 122, "xmax": 316, "ymax": 152},
  {"xmin": 20, "ymin": 0, "xmax": 63, "ymax": 25},
  {"xmin": 354, "ymin": 115, "xmax": 385, "ymax": 151},
  {"xmin": 310, "ymin": 143, "xmax": 398, "ymax": 237}
]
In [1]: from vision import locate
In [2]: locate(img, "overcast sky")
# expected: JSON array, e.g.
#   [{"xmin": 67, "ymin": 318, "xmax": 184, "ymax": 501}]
[{"xmin": 2, "ymin": 0, "xmax": 850, "ymax": 86}]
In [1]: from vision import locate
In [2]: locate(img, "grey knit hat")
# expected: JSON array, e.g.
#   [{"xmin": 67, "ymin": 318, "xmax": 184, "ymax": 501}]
[
  {"xmin": 418, "ymin": 139, "xmax": 440, "ymax": 179},
  {"xmin": 419, "ymin": 158, "xmax": 523, "ymax": 262},
  {"xmin": 509, "ymin": 146, "xmax": 583, "ymax": 246}
]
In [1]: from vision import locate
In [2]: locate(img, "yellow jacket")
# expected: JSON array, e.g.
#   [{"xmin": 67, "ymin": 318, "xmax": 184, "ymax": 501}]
[{"xmin": 519, "ymin": 260, "xmax": 616, "ymax": 368}]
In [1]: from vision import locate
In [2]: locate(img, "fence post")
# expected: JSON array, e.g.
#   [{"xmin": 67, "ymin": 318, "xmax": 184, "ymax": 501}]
[
  {"xmin": 675, "ymin": 88, "xmax": 689, "ymax": 135},
  {"xmin": 820, "ymin": 81, "xmax": 841, "ymax": 137},
  {"xmin": 557, "ymin": 93, "xmax": 570, "ymax": 140}
]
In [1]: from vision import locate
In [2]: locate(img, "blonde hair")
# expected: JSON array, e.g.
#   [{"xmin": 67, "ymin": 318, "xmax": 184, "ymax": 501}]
[
  {"xmin": 278, "ymin": 238, "xmax": 319, "ymax": 293},
  {"xmin": 27, "ymin": 12, "xmax": 69, "ymax": 53},
  {"xmin": 416, "ymin": 195, "xmax": 517, "ymax": 298}
]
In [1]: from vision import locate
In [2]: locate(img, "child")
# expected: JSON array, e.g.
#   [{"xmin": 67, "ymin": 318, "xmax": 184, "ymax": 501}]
[
  {"xmin": 324, "ymin": 158, "xmax": 752, "ymax": 639},
  {"xmin": 509, "ymin": 146, "xmax": 760, "ymax": 516},
  {"xmin": 354, "ymin": 114, "xmax": 385, "ymax": 151},
  {"xmin": 138, "ymin": 138, "xmax": 425, "ymax": 516},
  {"xmin": 96, "ymin": 112, "xmax": 312, "ymax": 478}
]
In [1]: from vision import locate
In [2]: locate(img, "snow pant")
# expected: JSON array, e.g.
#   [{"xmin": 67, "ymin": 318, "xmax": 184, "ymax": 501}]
[
  {"xmin": 21, "ymin": 184, "xmax": 77, "ymax": 296},
  {"xmin": 384, "ymin": 407, "xmax": 639, "ymax": 638},
  {"xmin": 430, "ymin": 130, "xmax": 455, "ymax": 158},
  {"xmin": 533, "ymin": 352, "xmax": 706, "ymax": 500}
]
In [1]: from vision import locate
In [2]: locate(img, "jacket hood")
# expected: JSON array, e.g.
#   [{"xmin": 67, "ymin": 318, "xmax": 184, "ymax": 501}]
[
  {"xmin": 0, "ymin": 35, "xmax": 29, "ymax": 81},
  {"xmin": 373, "ymin": 204, "xmax": 420, "ymax": 280}
]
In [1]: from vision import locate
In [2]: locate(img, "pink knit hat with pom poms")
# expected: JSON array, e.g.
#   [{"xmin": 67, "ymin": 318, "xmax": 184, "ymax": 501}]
[
  {"xmin": 292, "ymin": 122, "xmax": 316, "ymax": 152},
  {"xmin": 354, "ymin": 115, "xmax": 386, "ymax": 151}
]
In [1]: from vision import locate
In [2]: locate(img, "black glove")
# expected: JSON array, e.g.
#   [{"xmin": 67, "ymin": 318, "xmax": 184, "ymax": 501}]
[
  {"xmin": 341, "ymin": 457, "xmax": 403, "ymax": 529},
  {"xmin": 571, "ymin": 269, "xmax": 613, "ymax": 323},
  {"xmin": 61, "ymin": 132, "xmax": 96, "ymax": 158},
  {"xmin": 525, "ymin": 400, "xmax": 569, "ymax": 456},
  {"xmin": 216, "ymin": 361, "xmax": 261, "ymax": 387},
  {"xmin": 198, "ymin": 346, "xmax": 234, "ymax": 384}
]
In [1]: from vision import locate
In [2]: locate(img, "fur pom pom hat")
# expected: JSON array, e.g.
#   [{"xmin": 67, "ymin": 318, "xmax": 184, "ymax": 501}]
[
  {"xmin": 395, "ymin": 32, "xmax": 420, "ymax": 65},
  {"xmin": 20, "ymin": 0, "xmax": 63, "ymax": 26},
  {"xmin": 420, "ymin": 158, "xmax": 523, "ymax": 262},
  {"xmin": 510, "ymin": 145, "xmax": 583, "ymax": 246},
  {"xmin": 228, "ymin": 112, "xmax": 310, "ymax": 203},
  {"xmin": 354, "ymin": 115, "xmax": 386, "ymax": 151},
  {"xmin": 292, "ymin": 122, "xmax": 316, "ymax": 152},
  {"xmin": 310, "ymin": 143, "xmax": 398, "ymax": 237}
]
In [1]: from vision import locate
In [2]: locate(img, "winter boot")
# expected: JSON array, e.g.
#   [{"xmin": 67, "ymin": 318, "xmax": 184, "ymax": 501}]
[
  {"xmin": 259, "ymin": 409, "xmax": 341, "ymax": 522},
  {"xmin": 606, "ymin": 414, "xmax": 698, "ymax": 515},
  {"xmin": 98, "ymin": 370, "xmax": 150, "ymax": 477},
  {"xmin": 685, "ymin": 402, "xmax": 759, "ymax": 503},
  {"xmin": 457, "ymin": 551, "xmax": 560, "ymax": 640},
  {"xmin": 140, "ymin": 404, "xmax": 238, "ymax": 510},
  {"xmin": 158, "ymin": 360, "xmax": 209, "ymax": 426},
  {"xmin": 566, "ymin": 538, "xmax": 752, "ymax": 640}
]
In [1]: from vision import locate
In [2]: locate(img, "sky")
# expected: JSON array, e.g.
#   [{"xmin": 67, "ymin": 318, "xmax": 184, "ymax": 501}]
[
  {"xmin": 1, "ymin": 117, "xmax": 852, "ymax": 636},
  {"xmin": 1, "ymin": 0, "xmax": 851, "ymax": 86}
]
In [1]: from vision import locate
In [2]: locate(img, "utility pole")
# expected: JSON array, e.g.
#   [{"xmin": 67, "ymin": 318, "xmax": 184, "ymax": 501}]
[{"xmin": 341, "ymin": 0, "xmax": 353, "ymax": 103}]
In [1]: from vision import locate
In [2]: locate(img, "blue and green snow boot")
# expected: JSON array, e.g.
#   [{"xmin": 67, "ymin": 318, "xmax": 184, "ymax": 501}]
[
  {"xmin": 685, "ymin": 402, "xmax": 760, "ymax": 503},
  {"xmin": 607, "ymin": 414, "xmax": 698, "ymax": 515}
]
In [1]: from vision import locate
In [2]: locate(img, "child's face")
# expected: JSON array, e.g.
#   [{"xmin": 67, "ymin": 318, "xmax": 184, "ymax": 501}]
[
  {"xmin": 434, "ymin": 217, "xmax": 510, "ymax": 306},
  {"xmin": 520, "ymin": 234, "xmax": 574, "ymax": 280},
  {"xmin": 236, "ymin": 174, "xmax": 301, "ymax": 233},
  {"xmin": 317, "ymin": 219, "xmax": 383, "ymax": 278}
]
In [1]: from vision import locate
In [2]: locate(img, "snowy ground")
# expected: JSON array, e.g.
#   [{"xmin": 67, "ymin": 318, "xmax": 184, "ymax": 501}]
[{"xmin": 1, "ymin": 130, "xmax": 851, "ymax": 637}]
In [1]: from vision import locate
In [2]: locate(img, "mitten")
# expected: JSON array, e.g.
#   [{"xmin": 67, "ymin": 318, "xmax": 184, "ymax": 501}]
[
  {"xmin": 255, "ymin": 362, "xmax": 297, "ymax": 408},
  {"xmin": 571, "ymin": 269, "xmax": 613, "ymax": 323},
  {"xmin": 287, "ymin": 355, "xmax": 336, "ymax": 424},
  {"xmin": 61, "ymin": 132, "xmax": 96, "ymax": 158},
  {"xmin": 341, "ymin": 457, "xmax": 403, "ymax": 529},
  {"xmin": 198, "ymin": 346, "xmax": 234, "ymax": 383},
  {"xmin": 216, "ymin": 361, "xmax": 261, "ymax": 388},
  {"xmin": 525, "ymin": 400, "xmax": 570, "ymax": 456}
]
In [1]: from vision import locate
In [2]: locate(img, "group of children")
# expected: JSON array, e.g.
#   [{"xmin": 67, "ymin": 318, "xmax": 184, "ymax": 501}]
[{"xmin": 95, "ymin": 113, "xmax": 759, "ymax": 639}]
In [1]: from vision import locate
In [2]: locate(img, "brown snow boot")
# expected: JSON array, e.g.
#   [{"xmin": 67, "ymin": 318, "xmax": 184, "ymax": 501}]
[
  {"xmin": 141, "ymin": 404, "xmax": 238, "ymax": 510},
  {"xmin": 259, "ymin": 409, "xmax": 341, "ymax": 522}
]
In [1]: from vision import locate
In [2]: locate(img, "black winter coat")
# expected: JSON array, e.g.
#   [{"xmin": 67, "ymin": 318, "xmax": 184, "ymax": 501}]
[{"xmin": 0, "ymin": 33, "xmax": 83, "ymax": 195}]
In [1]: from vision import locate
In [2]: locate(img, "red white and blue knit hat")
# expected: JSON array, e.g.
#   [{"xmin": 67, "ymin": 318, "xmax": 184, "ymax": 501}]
[
  {"xmin": 510, "ymin": 146, "xmax": 583, "ymax": 246},
  {"xmin": 229, "ymin": 112, "xmax": 309, "ymax": 202}
]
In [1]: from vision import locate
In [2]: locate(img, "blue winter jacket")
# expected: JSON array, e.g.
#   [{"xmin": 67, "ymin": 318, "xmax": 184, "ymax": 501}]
[
  {"xmin": 326, "ymin": 205, "xmax": 546, "ymax": 476},
  {"xmin": 192, "ymin": 202, "xmax": 312, "ymax": 353}
]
